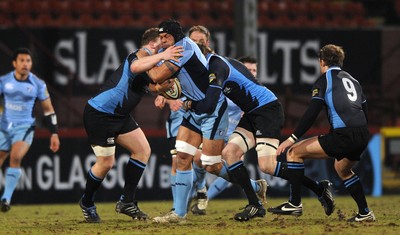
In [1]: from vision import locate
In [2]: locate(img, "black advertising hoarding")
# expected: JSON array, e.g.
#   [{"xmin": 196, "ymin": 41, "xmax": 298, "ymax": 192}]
[
  {"xmin": 0, "ymin": 28, "xmax": 381, "ymax": 95},
  {"xmin": 0, "ymin": 135, "xmax": 379, "ymax": 204}
]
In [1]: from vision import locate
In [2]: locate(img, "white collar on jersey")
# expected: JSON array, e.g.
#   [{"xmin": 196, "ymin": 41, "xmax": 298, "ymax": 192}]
[{"xmin": 142, "ymin": 47, "xmax": 152, "ymax": 56}]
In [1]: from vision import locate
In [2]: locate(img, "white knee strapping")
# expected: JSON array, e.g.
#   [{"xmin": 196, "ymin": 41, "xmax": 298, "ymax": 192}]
[
  {"xmin": 255, "ymin": 140, "xmax": 278, "ymax": 157},
  {"xmin": 91, "ymin": 145, "xmax": 116, "ymax": 157},
  {"xmin": 175, "ymin": 140, "xmax": 198, "ymax": 156},
  {"xmin": 228, "ymin": 131, "xmax": 255, "ymax": 153},
  {"xmin": 200, "ymin": 154, "xmax": 222, "ymax": 165}
]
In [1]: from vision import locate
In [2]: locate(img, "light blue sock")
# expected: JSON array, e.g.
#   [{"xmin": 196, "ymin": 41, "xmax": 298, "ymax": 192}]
[
  {"xmin": 193, "ymin": 163, "xmax": 206, "ymax": 190},
  {"xmin": 208, "ymin": 177, "xmax": 230, "ymax": 200},
  {"xmin": 218, "ymin": 160, "xmax": 230, "ymax": 181},
  {"xmin": 175, "ymin": 170, "xmax": 193, "ymax": 217},
  {"xmin": 170, "ymin": 174, "xmax": 176, "ymax": 210},
  {"xmin": 250, "ymin": 179, "xmax": 259, "ymax": 193},
  {"xmin": 1, "ymin": 167, "xmax": 22, "ymax": 203}
]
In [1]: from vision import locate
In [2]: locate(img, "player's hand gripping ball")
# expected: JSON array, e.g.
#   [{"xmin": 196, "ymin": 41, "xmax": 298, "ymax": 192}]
[{"xmin": 160, "ymin": 78, "xmax": 182, "ymax": 100}]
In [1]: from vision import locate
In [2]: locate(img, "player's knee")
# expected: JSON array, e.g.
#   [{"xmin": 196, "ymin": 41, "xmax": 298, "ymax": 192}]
[
  {"xmin": 141, "ymin": 146, "xmax": 152, "ymax": 160},
  {"xmin": 221, "ymin": 146, "xmax": 237, "ymax": 164},
  {"xmin": 98, "ymin": 157, "xmax": 115, "ymax": 171},
  {"xmin": 201, "ymin": 154, "xmax": 221, "ymax": 166},
  {"xmin": 227, "ymin": 131, "xmax": 254, "ymax": 154},
  {"xmin": 175, "ymin": 140, "xmax": 197, "ymax": 156},
  {"xmin": 334, "ymin": 163, "xmax": 353, "ymax": 179},
  {"xmin": 258, "ymin": 157, "xmax": 275, "ymax": 175},
  {"xmin": 256, "ymin": 142, "xmax": 278, "ymax": 174},
  {"xmin": 286, "ymin": 147, "xmax": 300, "ymax": 161}
]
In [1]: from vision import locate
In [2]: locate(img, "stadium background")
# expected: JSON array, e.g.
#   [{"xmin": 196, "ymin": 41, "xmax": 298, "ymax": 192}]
[{"xmin": 0, "ymin": 0, "xmax": 399, "ymax": 204}]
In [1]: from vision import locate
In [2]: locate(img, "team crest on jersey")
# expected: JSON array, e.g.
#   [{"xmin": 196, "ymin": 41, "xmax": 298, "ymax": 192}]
[{"xmin": 312, "ymin": 88, "xmax": 319, "ymax": 97}]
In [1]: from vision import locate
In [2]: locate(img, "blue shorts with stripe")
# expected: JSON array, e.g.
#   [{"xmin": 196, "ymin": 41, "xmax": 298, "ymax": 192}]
[
  {"xmin": 181, "ymin": 97, "xmax": 228, "ymax": 140},
  {"xmin": 0, "ymin": 123, "xmax": 35, "ymax": 151}
]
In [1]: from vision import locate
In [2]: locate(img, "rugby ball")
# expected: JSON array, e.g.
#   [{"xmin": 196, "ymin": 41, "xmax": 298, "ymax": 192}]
[{"xmin": 160, "ymin": 77, "xmax": 182, "ymax": 100}]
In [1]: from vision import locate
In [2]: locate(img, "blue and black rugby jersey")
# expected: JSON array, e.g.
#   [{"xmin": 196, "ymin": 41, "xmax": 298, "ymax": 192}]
[
  {"xmin": 163, "ymin": 37, "xmax": 211, "ymax": 102},
  {"xmin": 88, "ymin": 50, "xmax": 151, "ymax": 116},
  {"xmin": 312, "ymin": 67, "xmax": 367, "ymax": 129},
  {"xmin": 208, "ymin": 54, "xmax": 277, "ymax": 113}
]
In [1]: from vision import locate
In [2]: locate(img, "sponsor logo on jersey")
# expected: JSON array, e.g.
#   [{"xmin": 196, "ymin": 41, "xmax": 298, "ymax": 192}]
[
  {"xmin": 223, "ymin": 87, "xmax": 232, "ymax": 94},
  {"xmin": 312, "ymin": 88, "xmax": 319, "ymax": 97},
  {"xmin": 106, "ymin": 137, "xmax": 115, "ymax": 144}
]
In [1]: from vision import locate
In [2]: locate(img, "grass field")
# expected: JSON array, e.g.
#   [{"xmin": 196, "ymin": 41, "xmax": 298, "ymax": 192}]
[{"xmin": 0, "ymin": 195, "xmax": 399, "ymax": 235}]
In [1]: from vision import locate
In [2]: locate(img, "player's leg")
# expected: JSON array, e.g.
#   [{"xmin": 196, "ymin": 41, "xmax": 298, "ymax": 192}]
[
  {"xmin": 223, "ymin": 127, "xmax": 265, "ymax": 221},
  {"xmin": 335, "ymin": 158, "xmax": 375, "ymax": 222},
  {"xmin": 115, "ymin": 126, "xmax": 151, "ymax": 220},
  {"xmin": 1, "ymin": 125, "xmax": 33, "ymax": 212},
  {"xmin": 190, "ymin": 148, "xmax": 208, "ymax": 215},
  {"xmin": 153, "ymin": 126, "xmax": 201, "ymax": 223},
  {"xmin": 80, "ymin": 105, "xmax": 115, "ymax": 223},
  {"xmin": 268, "ymin": 136, "xmax": 330, "ymax": 216}
]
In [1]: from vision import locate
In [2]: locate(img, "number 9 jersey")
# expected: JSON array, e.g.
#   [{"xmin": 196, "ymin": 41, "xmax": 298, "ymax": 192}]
[{"xmin": 312, "ymin": 66, "xmax": 367, "ymax": 129}]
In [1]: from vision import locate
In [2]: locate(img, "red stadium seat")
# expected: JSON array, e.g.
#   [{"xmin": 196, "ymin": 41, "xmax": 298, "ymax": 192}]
[
  {"xmin": 71, "ymin": 0, "xmax": 92, "ymax": 15},
  {"xmin": 132, "ymin": 2, "xmax": 152, "ymax": 14},
  {"xmin": 92, "ymin": 0, "xmax": 113, "ymax": 15},
  {"xmin": 177, "ymin": 14, "xmax": 196, "ymax": 28},
  {"xmin": 0, "ymin": 13, "xmax": 13, "ymax": 28},
  {"xmin": 154, "ymin": 0, "xmax": 173, "ymax": 15},
  {"xmin": 31, "ymin": 1, "xmax": 52, "ymax": 15},
  {"xmin": 32, "ymin": 13, "xmax": 54, "ymax": 28},
  {"xmin": 111, "ymin": 0, "xmax": 134, "ymax": 15},
  {"xmin": 345, "ymin": 2, "xmax": 366, "ymax": 17},
  {"xmin": 196, "ymin": 14, "xmax": 215, "ymax": 28},
  {"xmin": 76, "ymin": 13, "xmax": 96, "ymax": 27},
  {"xmin": 52, "ymin": 13, "xmax": 77, "ymax": 28},
  {"xmin": 14, "ymin": 13, "xmax": 33, "ymax": 27},
  {"xmin": 50, "ymin": 0, "xmax": 73, "ymax": 15},
  {"xmin": 10, "ymin": 0, "xmax": 32, "ymax": 15},
  {"xmin": 114, "ymin": 13, "xmax": 139, "ymax": 28},
  {"xmin": 138, "ymin": 14, "xmax": 158, "ymax": 28}
]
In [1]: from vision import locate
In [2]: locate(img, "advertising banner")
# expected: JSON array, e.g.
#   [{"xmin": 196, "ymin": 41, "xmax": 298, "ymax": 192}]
[
  {"xmin": 0, "ymin": 135, "xmax": 380, "ymax": 204},
  {"xmin": 0, "ymin": 28, "xmax": 381, "ymax": 96}
]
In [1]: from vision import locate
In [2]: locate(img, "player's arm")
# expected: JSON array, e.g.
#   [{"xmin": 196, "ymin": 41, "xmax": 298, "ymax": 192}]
[
  {"xmin": 148, "ymin": 79, "xmax": 174, "ymax": 94},
  {"xmin": 184, "ymin": 73, "xmax": 222, "ymax": 114},
  {"xmin": 183, "ymin": 57, "xmax": 226, "ymax": 114},
  {"xmin": 147, "ymin": 60, "xmax": 179, "ymax": 83},
  {"xmin": 277, "ymin": 78, "xmax": 326, "ymax": 155},
  {"xmin": 41, "ymin": 98, "xmax": 60, "ymax": 153},
  {"xmin": 292, "ymin": 98, "xmax": 324, "ymax": 139},
  {"xmin": 131, "ymin": 45, "xmax": 183, "ymax": 74}
]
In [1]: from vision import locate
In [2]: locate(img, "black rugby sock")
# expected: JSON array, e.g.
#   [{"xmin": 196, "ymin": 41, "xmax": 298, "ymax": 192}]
[
  {"xmin": 344, "ymin": 175, "xmax": 369, "ymax": 214},
  {"xmin": 82, "ymin": 169, "xmax": 103, "ymax": 207},
  {"xmin": 274, "ymin": 161, "xmax": 322, "ymax": 196},
  {"xmin": 229, "ymin": 161, "xmax": 261, "ymax": 206},
  {"xmin": 121, "ymin": 158, "xmax": 146, "ymax": 203},
  {"xmin": 283, "ymin": 162, "xmax": 304, "ymax": 206}
]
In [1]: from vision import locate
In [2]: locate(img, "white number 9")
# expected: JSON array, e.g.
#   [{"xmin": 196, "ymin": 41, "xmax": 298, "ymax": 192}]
[{"xmin": 342, "ymin": 78, "xmax": 357, "ymax": 101}]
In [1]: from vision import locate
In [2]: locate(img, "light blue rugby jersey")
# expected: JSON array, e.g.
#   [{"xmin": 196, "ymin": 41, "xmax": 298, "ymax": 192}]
[
  {"xmin": 161, "ymin": 37, "xmax": 224, "ymax": 102},
  {"xmin": 208, "ymin": 54, "xmax": 277, "ymax": 113},
  {"xmin": 0, "ymin": 71, "xmax": 49, "ymax": 129}
]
